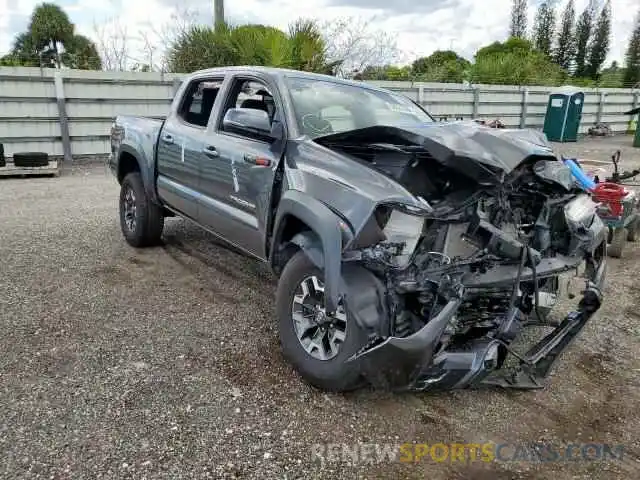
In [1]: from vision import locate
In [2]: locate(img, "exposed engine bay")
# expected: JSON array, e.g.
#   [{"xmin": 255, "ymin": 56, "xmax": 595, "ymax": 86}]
[{"xmin": 314, "ymin": 125, "xmax": 607, "ymax": 391}]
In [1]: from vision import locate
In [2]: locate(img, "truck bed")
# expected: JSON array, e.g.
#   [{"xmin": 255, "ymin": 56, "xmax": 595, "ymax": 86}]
[{"xmin": 109, "ymin": 115, "xmax": 165, "ymax": 177}]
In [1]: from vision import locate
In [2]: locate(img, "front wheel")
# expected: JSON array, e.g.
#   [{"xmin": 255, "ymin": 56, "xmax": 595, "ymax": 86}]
[
  {"xmin": 119, "ymin": 172, "xmax": 164, "ymax": 248},
  {"xmin": 275, "ymin": 250, "xmax": 369, "ymax": 392}
]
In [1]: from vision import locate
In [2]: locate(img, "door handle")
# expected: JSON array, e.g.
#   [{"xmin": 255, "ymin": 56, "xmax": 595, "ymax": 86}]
[
  {"xmin": 202, "ymin": 145, "xmax": 219, "ymax": 158},
  {"xmin": 161, "ymin": 134, "xmax": 174, "ymax": 144},
  {"xmin": 243, "ymin": 154, "xmax": 271, "ymax": 167}
]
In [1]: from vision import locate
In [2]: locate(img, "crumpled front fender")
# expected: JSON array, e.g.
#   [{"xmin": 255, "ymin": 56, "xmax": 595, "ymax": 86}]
[{"xmin": 271, "ymin": 190, "xmax": 352, "ymax": 314}]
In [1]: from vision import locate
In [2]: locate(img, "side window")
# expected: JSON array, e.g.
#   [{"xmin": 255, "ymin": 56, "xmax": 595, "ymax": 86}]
[
  {"xmin": 219, "ymin": 78, "xmax": 277, "ymax": 137},
  {"xmin": 177, "ymin": 78, "xmax": 224, "ymax": 128}
]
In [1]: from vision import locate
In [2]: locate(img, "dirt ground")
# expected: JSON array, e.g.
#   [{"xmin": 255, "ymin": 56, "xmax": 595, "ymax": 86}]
[{"xmin": 1, "ymin": 135, "xmax": 640, "ymax": 479}]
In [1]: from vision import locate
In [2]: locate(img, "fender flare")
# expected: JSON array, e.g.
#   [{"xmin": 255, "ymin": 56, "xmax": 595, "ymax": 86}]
[
  {"xmin": 270, "ymin": 190, "xmax": 351, "ymax": 314},
  {"xmin": 117, "ymin": 144, "xmax": 159, "ymax": 204}
]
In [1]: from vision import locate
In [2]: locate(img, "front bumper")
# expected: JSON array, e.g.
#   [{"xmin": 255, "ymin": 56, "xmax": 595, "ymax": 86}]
[{"xmin": 350, "ymin": 247, "xmax": 607, "ymax": 392}]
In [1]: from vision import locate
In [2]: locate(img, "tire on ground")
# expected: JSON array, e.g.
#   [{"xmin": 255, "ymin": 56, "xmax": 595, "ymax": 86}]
[
  {"xmin": 608, "ymin": 227, "xmax": 626, "ymax": 258},
  {"xmin": 119, "ymin": 172, "xmax": 164, "ymax": 248},
  {"xmin": 627, "ymin": 218, "xmax": 638, "ymax": 242},
  {"xmin": 275, "ymin": 250, "xmax": 369, "ymax": 392},
  {"xmin": 12, "ymin": 152, "xmax": 49, "ymax": 168}
]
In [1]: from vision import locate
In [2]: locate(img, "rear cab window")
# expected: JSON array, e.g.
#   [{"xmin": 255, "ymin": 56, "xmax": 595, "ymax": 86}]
[{"xmin": 176, "ymin": 78, "xmax": 225, "ymax": 128}]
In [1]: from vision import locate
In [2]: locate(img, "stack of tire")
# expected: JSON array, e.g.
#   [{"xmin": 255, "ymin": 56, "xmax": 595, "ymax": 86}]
[
  {"xmin": 0, "ymin": 143, "xmax": 5, "ymax": 168},
  {"xmin": 12, "ymin": 152, "xmax": 49, "ymax": 168}
]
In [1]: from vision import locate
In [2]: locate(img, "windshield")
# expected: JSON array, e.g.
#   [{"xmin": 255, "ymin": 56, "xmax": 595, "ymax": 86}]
[{"xmin": 285, "ymin": 77, "xmax": 435, "ymax": 139}]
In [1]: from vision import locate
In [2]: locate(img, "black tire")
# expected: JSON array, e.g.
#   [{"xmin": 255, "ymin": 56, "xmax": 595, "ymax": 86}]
[
  {"xmin": 13, "ymin": 152, "xmax": 49, "ymax": 167},
  {"xmin": 608, "ymin": 227, "xmax": 626, "ymax": 258},
  {"xmin": 119, "ymin": 172, "xmax": 164, "ymax": 248},
  {"xmin": 276, "ymin": 250, "xmax": 369, "ymax": 392},
  {"xmin": 627, "ymin": 218, "xmax": 637, "ymax": 242}
]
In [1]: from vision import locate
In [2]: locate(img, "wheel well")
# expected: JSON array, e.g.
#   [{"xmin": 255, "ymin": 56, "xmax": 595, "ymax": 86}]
[
  {"xmin": 272, "ymin": 214, "xmax": 316, "ymax": 276},
  {"xmin": 117, "ymin": 152, "xmax": 140, "ymax": 184}
]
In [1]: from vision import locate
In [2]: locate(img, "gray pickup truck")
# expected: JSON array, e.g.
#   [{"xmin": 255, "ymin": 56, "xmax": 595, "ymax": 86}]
[{"xmin": 109, "ymin": 66, "xmax": 606, "ymax": 393}]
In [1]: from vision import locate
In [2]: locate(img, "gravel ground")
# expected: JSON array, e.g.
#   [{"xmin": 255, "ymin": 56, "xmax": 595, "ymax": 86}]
[{"xmin": 1, "ymin": 136, "xmax": 640, "ymax": 479}]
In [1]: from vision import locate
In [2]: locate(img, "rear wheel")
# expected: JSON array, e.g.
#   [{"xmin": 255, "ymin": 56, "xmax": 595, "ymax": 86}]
[
  {"xmin": 276, "ymin": 250, "xmax": 369, "ymax": 392},
  {"xmin": 627, "ymin": 218, "xmax": 638, "ymax": 242},
  {"xmin": 608, "ymin": 227, "xmax": 626, "ymax": 258},
  {"xmin": 119, "ymin": 172, "xmax": 164, "ymax": 248}
]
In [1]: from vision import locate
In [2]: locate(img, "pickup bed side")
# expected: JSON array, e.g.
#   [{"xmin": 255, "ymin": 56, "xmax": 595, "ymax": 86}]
[{"xmin": 109, "ymin": 116, "xmax": 165, "ymax": 206}]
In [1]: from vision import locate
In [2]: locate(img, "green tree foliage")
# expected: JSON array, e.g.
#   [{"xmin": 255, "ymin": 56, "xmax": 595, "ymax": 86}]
[
  {"xmin": 288, "ymin": 19, "xmax": 341, "ymax": 74},
  {"xmin": 472, "ymin": 38, "xmax": 564, "ymax": 86},
  {"xmin": 598, "ymin": 61, "xmax": 625, "ymax": 88},
  {"xmin": 476, "ymin": 37, "xmax": 535, "ymax": 59},
  {"xmin": 355, "ymin": 65, "xmax": 411, "ymax": 81},
  {"xmin": 1, "ymin": 2, "xmax": 102, "ymax": 70},
  {"xmin": 510, "ymin": 0, "xmax": 528, "ymax": 38},
  {"xmin": 0, "ymin": 33, "xmax": 41, "ymax": 67},
  {"xmin": 29, "ymin": 2, "xmax": 74, "ymax": 66},
  {"xmin": 623, "ymin": 12, "xmax": 640, "ymax": 87},
  {"xmin": 533, "ymin": 2, "xmax": 556, "ymax": 57},
  {"xmin": 554, "ymin": 0, "xmax": 576, "ymax": 70},
  {"xmin": 411, "ymin": 50, "xmax": 471, "ymax": 83},
  {"xmin": 167, "ymin": 20, "xmax": 339, "ymax": 74},
  {"xmin": 63, "ymin": 34, "xmax": 103, "ymax": 70},
  {"xmin": 574, "ymin": 0, "xmax": 596, "ymax": 77},
  {"xmin": 585, "ymin": 0, "xmax": 611, "ymax": 80}
]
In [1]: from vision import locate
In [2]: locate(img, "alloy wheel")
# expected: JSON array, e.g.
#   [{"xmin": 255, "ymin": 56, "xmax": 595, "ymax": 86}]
[{"xmin": 291, "ymin": 275, "xmax": 347, "ymax": 361}]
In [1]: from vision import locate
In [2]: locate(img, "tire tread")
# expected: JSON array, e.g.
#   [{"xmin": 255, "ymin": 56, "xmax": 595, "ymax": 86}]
[{"xmin": 119, "ymin": 172, "xmax": 164, "ymax": 248}]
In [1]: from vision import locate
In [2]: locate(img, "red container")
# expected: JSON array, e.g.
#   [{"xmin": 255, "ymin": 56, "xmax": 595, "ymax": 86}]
[{"xmin": 592, "ymin": 182, "xmax": 627, "ymax": 218}]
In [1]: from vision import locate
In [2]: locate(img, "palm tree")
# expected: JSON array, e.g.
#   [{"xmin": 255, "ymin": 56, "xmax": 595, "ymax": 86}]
[{"xmin": 167, "ymin": 19, "xmax": 342, "ymax": 74}]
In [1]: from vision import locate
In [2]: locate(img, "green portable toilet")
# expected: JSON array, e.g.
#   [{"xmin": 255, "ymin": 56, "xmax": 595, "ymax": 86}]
[
  {"xmin": 624, "ymin": 106, "xmax": 640, "ymax": 147},
  {"xmin": 542, "ymin": 86, "xmax": 584, "ymax": 142}
]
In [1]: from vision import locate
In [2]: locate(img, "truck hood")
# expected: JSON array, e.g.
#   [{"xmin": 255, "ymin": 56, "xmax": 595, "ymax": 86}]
[{"xmin": 313, "ymin": 121, "xmax": 557, "ymax": 184}]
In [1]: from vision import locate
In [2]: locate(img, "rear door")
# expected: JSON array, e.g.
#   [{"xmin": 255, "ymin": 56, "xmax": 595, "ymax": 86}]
[{"xmin": 156, "ymin": 75, "xmax": 226, "ymax": 219}]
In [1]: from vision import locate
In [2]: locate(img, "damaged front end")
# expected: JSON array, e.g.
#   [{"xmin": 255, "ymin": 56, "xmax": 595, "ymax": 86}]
[{"xmin": 317, "ymin": 125, "xmax": 607, "ymax": 391}]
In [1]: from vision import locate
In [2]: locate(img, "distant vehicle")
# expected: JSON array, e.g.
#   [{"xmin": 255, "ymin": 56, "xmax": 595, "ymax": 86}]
[{"xmin": 109, "ymin": 67, "xmax": 606, "ymax": 392}]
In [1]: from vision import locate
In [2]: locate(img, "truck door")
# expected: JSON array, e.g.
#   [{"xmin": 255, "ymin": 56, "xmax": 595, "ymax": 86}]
[
  {"xmin": 156, "ymin": 76, "xmax": 226, "ymax": 220},
  {"xmin": 198, "ymin": 75, "xmax": 285, "ymax": 259}
]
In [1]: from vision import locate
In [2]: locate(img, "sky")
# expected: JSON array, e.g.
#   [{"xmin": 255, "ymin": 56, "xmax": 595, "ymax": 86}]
[{"xmin": 1, "ymin": 0, "xmax": 638, "ymax": 68}]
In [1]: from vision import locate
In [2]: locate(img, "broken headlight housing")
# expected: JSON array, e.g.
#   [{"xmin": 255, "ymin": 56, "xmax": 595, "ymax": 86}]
[
  {"xmin": 564, "ymin": 194, "xmax": 596, "ymax": 231},
  {"xmin": 379, "ymin": 207, "xmax": 425, "ymax": 267},
  {"xmin": 348, "ymin": 204, "xmax": 426, "ymax": 268}
]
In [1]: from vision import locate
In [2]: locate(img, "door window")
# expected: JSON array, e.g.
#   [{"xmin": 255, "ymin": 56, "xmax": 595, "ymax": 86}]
[
  {"xmin": 177, "ymin": 78, "xmax": 224, "ymax": 128},
  {"xmin": 218, "ymin": 78, "xmax": 277, "ymax": 139}
]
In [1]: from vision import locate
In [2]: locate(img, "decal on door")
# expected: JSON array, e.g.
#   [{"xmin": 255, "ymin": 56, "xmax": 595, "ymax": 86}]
[
  {"xmin": 230, "ymin": 195, "xmax": 256, "ymax": 210},
  {"xmin": 231, "ymin": 153, "xmax": 240, "ymax": 193}
]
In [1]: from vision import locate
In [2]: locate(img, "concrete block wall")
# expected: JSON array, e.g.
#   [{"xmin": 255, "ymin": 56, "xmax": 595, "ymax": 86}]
[
  {"xmin": 0, "ymin": 67, "xmax": 180, "ymax": 159},
  {"xmin": 1, "ymin": 67, "xmax": 638, "ymax": 160}
]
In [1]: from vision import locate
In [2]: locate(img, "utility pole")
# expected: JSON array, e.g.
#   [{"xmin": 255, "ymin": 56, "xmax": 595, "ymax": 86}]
[{"xmin": 214, "ymin": 0, "xmax": 225, "ymax": 30}]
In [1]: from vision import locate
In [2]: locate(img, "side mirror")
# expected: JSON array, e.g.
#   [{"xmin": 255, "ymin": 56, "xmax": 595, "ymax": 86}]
[{"xmin": 223, "ymin": 108, "xmax": 273, "ymax": 139}]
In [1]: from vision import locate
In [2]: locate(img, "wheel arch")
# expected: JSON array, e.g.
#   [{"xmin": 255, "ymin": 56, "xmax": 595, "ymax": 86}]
[
  {"xmin": 116, "ymin": 145, "xmax": 159, "ymax": 205},
  {"xmin": 269, "ymin": 190, "xmax": 353, "ymax": 314},
  {"xmin": 117, "ymin": 150, "xmax": 140, "ymax": 184}
]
